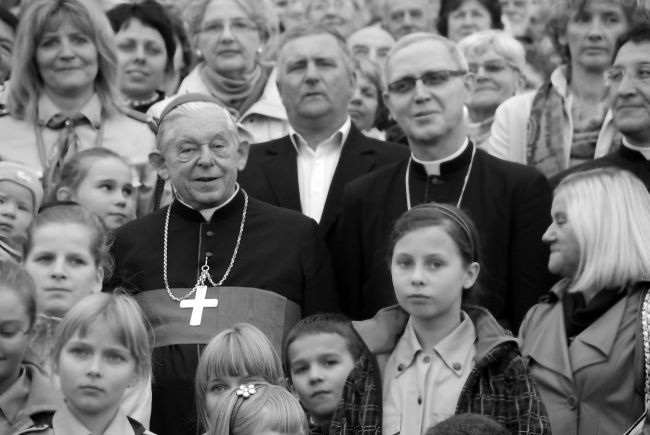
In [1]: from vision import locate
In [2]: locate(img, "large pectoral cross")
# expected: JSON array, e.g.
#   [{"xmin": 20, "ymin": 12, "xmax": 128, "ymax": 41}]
[{"xmin": 180, "ymin": 286, "xmax": 219, "ymax": 326}]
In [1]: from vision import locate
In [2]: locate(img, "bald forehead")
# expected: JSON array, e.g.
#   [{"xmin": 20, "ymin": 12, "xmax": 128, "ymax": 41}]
[
  {"xmin": 159, "ymin": 107, "xmax": 239, "ymax": 150},
  {"xmin": 348, "ymin": 27, "xmax": 395, "ymax": 47}
]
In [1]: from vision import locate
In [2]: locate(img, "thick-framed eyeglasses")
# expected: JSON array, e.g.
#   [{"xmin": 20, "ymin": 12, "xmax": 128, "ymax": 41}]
[
  {"xmin": 387, "ymin": 70, "xmax": 467, "ymax": 94},
  {"xmin": 200, "ymin": 19, "xmax": 259, "ymax": 35},
  {"xmin": 604, "ymin": 64, "xmax": 650, "ymax": 86},
  {"xmin": 468, "ymin": 59, "xmax": 517, "ymax": 75}
]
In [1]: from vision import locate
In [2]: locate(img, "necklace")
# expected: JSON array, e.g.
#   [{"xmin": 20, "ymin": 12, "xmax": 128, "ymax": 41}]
[
  {"xmin": 405, "ymin": 143, "xmax": 476, "ymax": 210},
  {"xmin": 162, "ymin": 189, "xmax": 249, "ymax": 302}
]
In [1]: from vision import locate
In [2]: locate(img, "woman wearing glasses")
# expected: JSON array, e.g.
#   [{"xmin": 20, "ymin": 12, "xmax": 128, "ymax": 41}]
[
  {"xmin": 458, "ymin": 30, "xmax": 527, "ymax": 149},
  {"xmin": 148, "ymin": 0, "xmax": 287, "ymax": 144},
  {"xmin": 487, "ymin": 0, "xmax": 643, "ymax": 178}
]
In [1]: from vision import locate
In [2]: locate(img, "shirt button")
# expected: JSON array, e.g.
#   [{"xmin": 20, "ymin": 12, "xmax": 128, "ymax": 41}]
[
  {"xmin": 430, "ymin": 176, "xmax": 442, "ymax": 184},
  {"xmin": 206, "ymin": 230, "xmax": 215, "ymax": 237},
  {"xmin": 397, "ymin": 364, "xmax": 405, "ymax": 372},
  {"xmin": 452, "ymin": 362, "xmax": 462, "ymax": 371},
  {"xmin": 417, "ymin": 396, "xmax": 422, "ymax": 405},
  {"xmin": 567, "ymin": 395, "xmax": 578, "ymax": 409},
  {"xmin": 205, "ymin": 252, "xmax": 213, "ymax": 257},
  {"xmin": 423, "ymin": 356, "xmax": 431, "ymax": 363}
]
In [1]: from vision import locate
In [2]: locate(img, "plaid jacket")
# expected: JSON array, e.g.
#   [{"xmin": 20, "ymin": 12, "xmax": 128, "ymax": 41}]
[{"xmin": 354, "ymin": 305, "xmax": 551, "ymax": 435}]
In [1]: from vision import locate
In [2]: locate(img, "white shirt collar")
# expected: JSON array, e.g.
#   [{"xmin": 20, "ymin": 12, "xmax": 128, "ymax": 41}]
[
  {"xmin": 289, "ymin": 117, "xmax": 351, "ymax": 154},
  {"xmin": 622, "ymin": 137, "xmax": 650, "ymax": 160},
  {"xmin": 175, "ymin": 184, "xmax": 240, "ymax": 221},
  {"xmin": 411, "ymin": 138, "xmax": 469, "ymax": 176}
]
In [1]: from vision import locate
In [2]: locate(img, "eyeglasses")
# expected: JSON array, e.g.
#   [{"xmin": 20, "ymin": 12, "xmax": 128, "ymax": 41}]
[
  {"xmin": 467, "ymin": 59, "xmax": 516, "ymax": 75},
  {"xmin": 386, "ymin": 70, "xmax": 467, "ymax": 94},
  {"xmin": 604, "ymin": 64, "xmax": 650, "ymax": 86},
  {"xmin": 200, "ymin": 19, "xmax": 259, "ymax": 35}
]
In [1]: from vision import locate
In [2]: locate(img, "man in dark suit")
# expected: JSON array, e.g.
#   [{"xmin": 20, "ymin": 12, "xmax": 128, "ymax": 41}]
[
  {"xmin": 239, "ymin": 23, "xmax": 407, "ymax": 252},
  {"xmin": 335, "ymin": 33, "xmax": 553, "ymax": 330}
]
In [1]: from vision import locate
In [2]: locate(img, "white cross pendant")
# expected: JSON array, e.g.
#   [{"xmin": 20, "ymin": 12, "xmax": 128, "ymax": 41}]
[{"xmin": 179, "ymin": 286, "xmax": 219, "ymax": 326}]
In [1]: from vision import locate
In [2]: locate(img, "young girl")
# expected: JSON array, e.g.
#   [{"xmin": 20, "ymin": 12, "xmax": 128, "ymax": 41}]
[
  {"xmin": 207, "ymin": 383, "xmax": 307, "ymax": 435},
  {"xmin": 0, "ymin": 260, "xmax": 60, "ymax": 433},
  {"xmin": 16, "ymin": 292, "xmax": 154, "ymax": 435},
  {"xmin": 53, "ymin": 148, "xmax": 137, "ymax": 231},
  {"xmin": 195, "ymin": 323, "xmax": 285, "ymax": 433},
  {"xmin": 353, "ymin": 203, "xmax": 551, "ymax": 435}
]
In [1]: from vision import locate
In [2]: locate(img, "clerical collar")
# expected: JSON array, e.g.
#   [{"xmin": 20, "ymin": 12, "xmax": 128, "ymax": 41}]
[
  {"xmin": 411, "ymin": 138, "xmax": 470, "ymax": 176},
  {"xmin": 289, "ymin": 117, "xmax": 351, "ymax": 153},
  {"xmin": 174, "ymin": 184, "xmax": 241, "ymax": 221},
  {"xmin": 622, "ymin": 137, "xmax": 650, "ymax": 160}
]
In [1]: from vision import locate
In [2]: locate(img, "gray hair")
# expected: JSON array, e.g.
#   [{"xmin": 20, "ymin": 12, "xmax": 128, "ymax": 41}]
[{"xmin": 458, "ymin": 29, "xmax": 526, "ymax": 73}]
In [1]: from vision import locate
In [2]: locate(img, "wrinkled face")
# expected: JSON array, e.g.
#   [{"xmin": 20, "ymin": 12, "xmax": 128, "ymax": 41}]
[
  {"xmin": 57, "ymin": 319, "xmax": 138, "ymax": 422},
  {"xmin": 348, "ymin": 72, "xmax": 379, "ymax": 131},
  {"xmin": 197, "ymin": 0, "xmax": 262, "ymax": 78},
  {"xmin": 347, "ymin": 26, "xmax": 395, "ymax": 65},
  {"xmin": 542, "ymin": 195, "xmax": 580, "ymax": 278},
  {"xmin": 70, "ymin": 158, "xmax": 137, "ymax": 231},
  {"xmin": 391, "ymin": 225, "xmax": 478, "ymax": 321},
  {"xmin": 447, "ymin": 0, "xmax": 493, "ymax": 42},
  {"xmin": 307, "ymin": 0, "xmax": 361, "ymax": 38},
  {"xmin": 36, "ymin": 19, "xmax": 98, "ymax": 98},
  {"xmin": 274, "ymin": 0, "xmax": 306, "ymax": 31},
  {"xmin": 0, "ymin": 181, "xmax": 34, "ymax": 243},
  {"xmin": 156, "ymin": 111, "xmax": 247, "ymax": 210},
  {"xmin": 0, "ymin": 19, "xmax": 14, "ymax": 83},
  {"xmin": 205, "ymin": 374, "xmax": 266, "ymax": 424},
  {"xmin": 277, "ymin": 33, "xmax": 355, "ymax": 126},
  {"xmin": 383, "ymin": 39, "xmax": 473, "ymax": 148},
  {"xmin": 466, "ymin": 46, "xmax": 521, "ymax": 113},
  {"xmin": 384, "ymin": 0, "xmax": 434, "ymax": 40},
  {"xmin": 288, "ymin": 333, "xmax": 356, "ymax": 426},
  {"xmin": 24, "ymin": 223, "xmax": 103, "ymax": 318},
  {"xmin": 115, "ymin": 18, "xmax": 168, "ymax": 100},
  {"xmin": 609, "ymin": 41, "xmax": 650, "ymax": 145},
  {"xmin": 0, "ymin": 288, "xmax": 31, "ymax": 396},
  {"xmin": 563, "ymin": 0, "xmax": 628, "ymax": 72}
]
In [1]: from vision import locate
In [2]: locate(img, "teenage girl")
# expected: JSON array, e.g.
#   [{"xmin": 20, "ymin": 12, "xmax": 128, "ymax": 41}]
[
  {"xmin": 16, "ymin": 292, "xmax": 154, "ymax": 435},
  {"xmin": 0, "ymin": 260, "xmax": 60, "ymax": 433},
  {"xmin": 353, "ymin": 203, "xmax": 551, "ymax": 435},
  {"xmin": 195, "ymin": 323, "xmax": 284, "ymax": 432},
  {"xmin": 207, "ymin": 383, "xmax": 307, "ymax": 435},
  {"xmin": 53, "ymin": 148, "xmax": 137, "ymax": 231}
]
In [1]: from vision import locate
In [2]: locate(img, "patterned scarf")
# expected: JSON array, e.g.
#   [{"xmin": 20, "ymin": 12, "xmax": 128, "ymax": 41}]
[
  {"xmin": 526, "ymin": 80, "xmax": 566, "ymax": 177},
  {"xmin": 199, "ymin": 62, "xmax": 268, "ymax": 115}
]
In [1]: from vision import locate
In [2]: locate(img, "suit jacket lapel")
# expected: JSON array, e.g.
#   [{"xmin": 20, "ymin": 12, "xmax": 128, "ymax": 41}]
[{"xmin": 259, "ymin": 138, "xmax": 302, "ymax": 211}]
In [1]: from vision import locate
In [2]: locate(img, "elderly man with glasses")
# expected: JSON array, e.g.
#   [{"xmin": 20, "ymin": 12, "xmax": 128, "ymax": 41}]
[{"xmin": 334, "ymin": 33, "xmax": 552, "ymax": 331}]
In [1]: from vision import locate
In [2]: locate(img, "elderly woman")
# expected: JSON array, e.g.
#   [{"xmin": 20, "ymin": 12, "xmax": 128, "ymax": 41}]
[
  {"xmin": 437, "ymin": 0, "xmax": 504, "ymax": 42},
  {"xmin": 107, "ymin": 0, "xmax": 176, "ymax": 113},
  {"xmin": 347, "ymin": 57, "xmax": 388, "ymax": 140},
  {"xmin": 519, "ymin": 167, "xmax": 650, "ymax": 434},
  {"xmin": 149, "ymin": 0, "xmax": 287, "ymax": 144},
  {"xmin": 487, "ymin": 0, "xmax": 641, "ymax": 178},
  {"xmin": 458, "ymin": 29, "xmax": 526, "ymax": 148},
  {"xmin": 0, "ymin": 0, "xmax": 156, "ymax": 202}
]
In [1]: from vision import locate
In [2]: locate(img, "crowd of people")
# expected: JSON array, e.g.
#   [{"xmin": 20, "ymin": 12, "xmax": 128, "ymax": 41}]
[{"xmin": 1, "ymin": 0, "xmax": 650, "ymax": 434}]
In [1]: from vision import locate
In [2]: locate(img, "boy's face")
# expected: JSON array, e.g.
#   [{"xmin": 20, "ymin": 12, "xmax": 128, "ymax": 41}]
[
  {"xmin": 0, "ymin": 181, "xmax": 35, "ymax": 243},
  {"xmin": 288, "ymin": 333, "xmax": 356, "ymax": 426}
]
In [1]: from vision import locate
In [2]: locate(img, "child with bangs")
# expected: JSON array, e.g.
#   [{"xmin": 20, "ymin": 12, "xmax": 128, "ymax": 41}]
[
  {"xmin": 16, "ymin": 292, "xmax": 155, "ymax": 435},
  {"xmin": 195, "ymin": 323, "xmax": 285, "ymax": 433}
]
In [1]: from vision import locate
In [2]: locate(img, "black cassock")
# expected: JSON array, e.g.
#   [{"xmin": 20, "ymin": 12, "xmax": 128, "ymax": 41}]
[{"xmin": 110, "ymin": 188, "xmax": 338, "ymax": 435}]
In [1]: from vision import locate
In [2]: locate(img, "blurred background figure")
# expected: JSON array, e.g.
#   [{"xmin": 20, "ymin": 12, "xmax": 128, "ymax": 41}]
[
  {"xmin": 438, "ymin": 0, "xmax": 504, "ymax": 42},
  {"xmin": 0, "ymin": 6, "xmax": 16, "ymax": 102},
  {"xmin": 273, "ymin": 0, "xmax": 305, "ymax": 31},
  {"xmin": 382, "ymin": 0, "xmax": 438, "ymax": 40},
  {"xmin": 459, "ymin": 29, "xmax": 526, "ymax": 148},
  {"xmin": 426, "ymin": 413, "xmax": 509, "ymax": 435},
  {"xmin": 108, "ymin": 0, "xmax": 177, "ymax": 113},
  {"xmin": 305, "ymin": 0, "xmax": 369, "ymax": 38},
  {"xmin": 347, "ymin": 57, "xmax": 389, "ymax": 139},
  {"xmin": 500, "ymin": 0, "xmax": 530, "ymax": 36},
  {"xmin": 347, "ymin": 25, "xmax": 395, "ymax": 65}
]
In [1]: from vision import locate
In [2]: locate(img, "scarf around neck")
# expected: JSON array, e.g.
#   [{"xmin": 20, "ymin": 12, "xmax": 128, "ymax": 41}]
[{"xmin": 199, "ymin": 62, "xmax": 267, "ymax": 115}]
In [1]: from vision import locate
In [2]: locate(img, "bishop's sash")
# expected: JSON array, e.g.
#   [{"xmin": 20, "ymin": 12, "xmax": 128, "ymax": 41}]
[{"xmin": 133, "ymin": 286, "xmax": 302, "ymax": 351}]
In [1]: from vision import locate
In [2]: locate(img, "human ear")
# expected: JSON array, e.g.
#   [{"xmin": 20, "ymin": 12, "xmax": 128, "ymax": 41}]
[
  {"xmin": 236, "ymin": 140, "xmax": 251, "ymax": 171},
  {"xmin": 463, "ymin": 73, "xmax": 477, "ymax": 104},
  {"xmin": 149, "ymin": 151, "xmax": 170, "ymax": 181},
  {"xmin": 92, "ymin": 267, "xmax": 104, "ymax": 293},
  {"xmin": 462, "ymin": 262, "xmax": 480, "ymax": 289}
]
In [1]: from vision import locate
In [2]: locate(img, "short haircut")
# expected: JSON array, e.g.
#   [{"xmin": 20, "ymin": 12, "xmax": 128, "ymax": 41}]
[
  {"xmin": 426, "ymin": 413, "xmax": 508, "ymax": 435},
  {"xmin": 25, "ymin": 203, "xmax": 113, "ymax": 280},
  {"xmin": 51, "ymin": 292, "xmax": 153, "ymax": 379},
  {"xmin": 52, "ymin": 148, "xmax": 131, "ymax": 203},
  {"xmin": 613, "ymin": 21, "xmax": 650, "ymax": 60},
  {"xmin": 7, "ymin": 0, "xmax": 122, "ymax": 123},
  {"xmin": 207, "ymin": 383, "xmax": 308, "ymax": 435},
  {"xmin": 195, "ymin": 324, "xmax": 284, "ymax": 430},
  {"xmin": 283, "ymin": 313, "xmax": 364, "ymax": 375},
  {"xmin": 457, "ymin": 29, "xmax": 526, "ymax": 73},
  {"xmin": 554, "ymin": 167, "xmax": 650, "ymax": 293},
  {"xmin": 0, "ymin": 260, "xmax": 38, "ymax": 329},
  {"xmin": 0, "ymin": 6, "xmax": 18, "ymax": 32},
  {"xmin": 437, "ymin": 0, "xmax": 504, "ymax": 37},
  {"xmin": 106, "ymin": 0, "xmax": 177, "ymax": 72}
]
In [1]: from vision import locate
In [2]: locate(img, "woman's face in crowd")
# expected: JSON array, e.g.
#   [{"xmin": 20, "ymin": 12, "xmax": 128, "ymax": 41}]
[
  {"xmin": 197, "ymin": 0, "xmax": 263, "ymax": 79},
  {"xmin": 447, "ymin": 0, "xmax": 493, "ymax": 43},
  {"xmin": 115, "ymin": 18, "xmax": 168, "ymax": 100},
  {"xmin": 274, "ymin": 0, "xmax": 305, "ymax": 31},
  {"xmin": 348, "ymin": 72, "xmax": 379, "ymax": 131},
  {"xmin": 564, "ymin": 0, "xmax": 628, "ymax": 72},
  {"xmin": 24, "ymin": 222, "xmax": 103, "ymax": 318},
  {"xmin": 36, "ymin": 18, "xmax": 98, "ymax": 99},
  {"xmin": 466, "ymin": 46, "xmax": 521, "ymax": 114},
  {"xmin": 0, "ymin": 19, "xmax": 14, "ymax": 84},
  {"xmin": 542, "ymin": 195, "xmax": 580, "ymax": 278}
]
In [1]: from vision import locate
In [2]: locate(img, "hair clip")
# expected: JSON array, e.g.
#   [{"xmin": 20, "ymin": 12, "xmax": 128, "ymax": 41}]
[{"xmin": 236, "ymin": 384, "xmax": 256, "ymax": 399}]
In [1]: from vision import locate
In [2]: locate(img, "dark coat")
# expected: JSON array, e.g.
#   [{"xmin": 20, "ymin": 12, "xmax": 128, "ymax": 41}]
[{"xmin": 238, "ymin": 123, "xmax": 408, "ymax": 253}]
